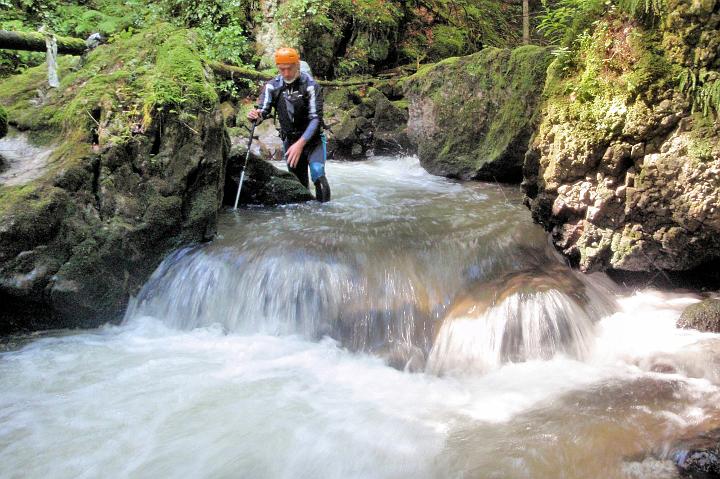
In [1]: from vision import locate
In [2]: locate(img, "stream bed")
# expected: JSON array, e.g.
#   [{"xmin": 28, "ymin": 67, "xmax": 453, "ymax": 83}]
[{"xmin": 1, "ymin": 156, "xmax": 718, "ymax": 478}]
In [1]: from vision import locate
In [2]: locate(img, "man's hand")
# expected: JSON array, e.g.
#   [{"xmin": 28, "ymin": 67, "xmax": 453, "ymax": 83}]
[
  {"xmin": 247, "ymin": 109, "xmax": 262, "ymax": 121},
  {"xmin": 286, "ymin": 138, "xmax": 307, "ymax": 168}
]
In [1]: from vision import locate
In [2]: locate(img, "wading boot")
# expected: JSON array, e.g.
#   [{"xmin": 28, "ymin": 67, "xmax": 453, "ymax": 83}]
[{"xmin": 314, "ymin": 175, "xmax": 331, "ymax": 203}]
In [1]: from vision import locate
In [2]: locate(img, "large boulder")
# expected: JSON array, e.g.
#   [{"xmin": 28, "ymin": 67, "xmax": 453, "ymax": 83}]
[
  {"xmin": 0, "ymin": 26, "xmax": 229, "ymax": 333},
  {"xmin": 223, "ymin": 135, "xmax": 314, "ymax": 206},
  {"xmin": 523, "ymin": 1, "xmax": 720, "ymax": 272},
  {"xmin": 404, "ymin": 45, "xmax": 551, "ymax": 181}
]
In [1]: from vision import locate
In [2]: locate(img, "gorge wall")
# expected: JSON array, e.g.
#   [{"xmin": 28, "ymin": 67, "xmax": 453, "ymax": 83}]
[{"xmin": 523, "ymin": 0, "xmax": 720, "ymax": 272}]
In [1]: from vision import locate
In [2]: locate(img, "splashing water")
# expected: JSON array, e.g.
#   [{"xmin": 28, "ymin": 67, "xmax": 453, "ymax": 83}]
[{"xmin": 1, "ymin": 156, "xmax": 719, "ymax": 478}]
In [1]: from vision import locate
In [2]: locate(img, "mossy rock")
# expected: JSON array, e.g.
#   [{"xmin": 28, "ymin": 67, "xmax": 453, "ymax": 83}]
[
  {"xmin": 678, "ymin": 299, "xmax": 720, "ymax": 333},
  {"xmin": 405, "ymin": 45, "xmax": 552, "ymax": 181},
  {"xmin": 0, "ymin": 27, "xmax": 228, "ymax": 333}
]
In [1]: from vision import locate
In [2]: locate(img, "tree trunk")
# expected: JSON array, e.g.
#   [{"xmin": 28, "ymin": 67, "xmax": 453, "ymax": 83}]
[
  {"xmin": 0, "ymin": 30, "xmax": 86, "ymax": 55},
  {"xmin": 522, "ymin": 0, "xmax": 530, "ymax": 45}
]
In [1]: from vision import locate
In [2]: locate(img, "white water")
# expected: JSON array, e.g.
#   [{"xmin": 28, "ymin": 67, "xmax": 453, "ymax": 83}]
[{"xmin": 1, "ymin": 157, "xmax": 719, "ymax": 478}]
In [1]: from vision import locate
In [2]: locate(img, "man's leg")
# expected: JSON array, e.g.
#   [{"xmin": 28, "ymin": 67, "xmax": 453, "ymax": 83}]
[{"xmin": 308, "ymin": 134, "xmax": 330, "ymax": 202}]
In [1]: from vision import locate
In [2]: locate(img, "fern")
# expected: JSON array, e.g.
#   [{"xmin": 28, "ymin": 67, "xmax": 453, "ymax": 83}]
[
  {"xmin": 678, "ymin": 68, "xmax": 720, "ymax": 118},
  {"xmin": 696, "ymin": 79, "xmax": 720, "ymax": 117},
  {"xmin": 617, "ymin": 0, "xmax": 666, "ymax": 21},
  {"xmin": 537, "ymin": 0, "xmax": 607, "ymax": 46}
]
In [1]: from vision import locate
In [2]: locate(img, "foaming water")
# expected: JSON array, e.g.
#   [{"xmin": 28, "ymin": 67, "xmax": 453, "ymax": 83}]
[{"xmin": 2, "ymin": 156, "xmax": 719, "ymax": 478}]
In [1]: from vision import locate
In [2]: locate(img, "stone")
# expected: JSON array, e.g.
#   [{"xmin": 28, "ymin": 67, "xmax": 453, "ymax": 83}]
[
  {"xmin": 405, "ymin": 45, "xmax": 552, "ymax": 182},
  {"xmin": 667, "ymin": 428, "xmax": 720, "ymax": 477},
  {"xmin": 325, "ymin": 86, "xmax": 411, "ymax": 159},
  {"xmin": 0, "ymin": 27, "xmax": 230, "ymax": 333},
  {"xmin": 677, "ymin": 299, "xmax": 720, "ymax": 333},
  {"xmin": 522, "ymin": 3, "xmax": 720, "ymax": 273}
]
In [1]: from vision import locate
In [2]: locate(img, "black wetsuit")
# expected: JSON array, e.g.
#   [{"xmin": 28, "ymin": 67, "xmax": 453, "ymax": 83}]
[{"xmin": 257, "ymin": 72, "xmax": 327, "ymax": 189}]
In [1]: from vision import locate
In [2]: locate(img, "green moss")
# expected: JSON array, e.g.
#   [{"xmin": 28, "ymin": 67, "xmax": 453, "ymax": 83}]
[
  {"xmin": 391, "ymin": 99, "xmax": 409, "ymax": 110},
  {"xmin": 479, "ymin": 46, "xmax": 552, "ymax": 161},
  {"xmin": 427, "ymin": 25, "xmax": 467, "ymax": 60},
  {"xmin": 0, "ymin": 24, "xmax": 217, "ymax": 145},
  {"xmin": 146, "ymin": 29, "xmax": 218, "ymax": 114}
]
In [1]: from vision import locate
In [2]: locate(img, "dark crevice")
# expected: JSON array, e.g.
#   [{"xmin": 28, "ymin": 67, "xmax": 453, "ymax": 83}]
[
  {"xmin": 150, "ymin": 122, "xmax": 162, "ymax": 156},
  {"xmin": 90, "ymin": 108, "xmax": 101, "ymax": 146},
  {"xmin": 91, "ymin": 156, "xmax": 102, "ymax": 218}
]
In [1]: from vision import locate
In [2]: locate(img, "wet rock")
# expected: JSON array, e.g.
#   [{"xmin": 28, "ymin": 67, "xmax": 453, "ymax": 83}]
[
  {"xmin": 0, "ymin": 27, "xmax": 229, "ymax": 333},
  {"xmin": 223, "ymin": 138, "xmax": 313, "ymax": 206},
  {"xmin": 405, "ymin": 45, "xmax": 551, "ymax": 182},
  {"xmin": 667, "ymin": 428, "xmax": 720, "ymax": 478},
  {"xmin": 0, "ymin": 104, "xmax": 6, "ymax": 138},
  {"xmin": 324, "ymin": 85, "xmax": 412, "ymax": 159},
  {"xmin": 678, "ymin": 299, "xmax": 720, "ymax": 333},
  {"xmin": 427, "ymin": 262, "xmax": 616, "ymax": 374}
]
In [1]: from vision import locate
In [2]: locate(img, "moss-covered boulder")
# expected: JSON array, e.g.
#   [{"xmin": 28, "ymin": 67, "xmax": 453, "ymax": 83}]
[
  {"xmin": 523, "ymin": 2, "xmax": 720, "ymax": 272},
  {"xmin": 324, "ymin": 84, "xmax": 412, "ymax": 159},
  {"xmin": 0, "ymin": 25, "xmax": 229, "ymax": 333},
  {"xmin": 678, "ymin": 299, "xmax": 720, "ymax": 333},
  {"xmin": 404, "ymin": 45, "xmax": 552, "ymax": 181}
]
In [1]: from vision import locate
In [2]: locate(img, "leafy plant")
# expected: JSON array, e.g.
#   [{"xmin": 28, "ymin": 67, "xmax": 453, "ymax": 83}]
[
  {"xmin": 617, "ymin": 0, "xmax": 666, "ymax": 21},
  {"xmin": 679, "ymin": 68, "xmax": 720, "ymax": 118}
]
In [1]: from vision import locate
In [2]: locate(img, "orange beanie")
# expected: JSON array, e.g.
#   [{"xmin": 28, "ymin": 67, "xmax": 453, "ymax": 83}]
[{"xmin": 275, "ymin": 47, "xmax": 300, "ymax": 64}]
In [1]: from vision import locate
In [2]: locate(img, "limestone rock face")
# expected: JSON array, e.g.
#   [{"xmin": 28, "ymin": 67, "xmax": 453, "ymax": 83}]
[
  {"xmin": 0, "ymin": 27, "xmax": 230, "ymax": 333},
  {"xmin": 523, "ymin": 2, "xmax": 720, "ymax": 272},
  {"xmin": 404, "ymin": 45, "xmax": 551, "ymax": 181}
]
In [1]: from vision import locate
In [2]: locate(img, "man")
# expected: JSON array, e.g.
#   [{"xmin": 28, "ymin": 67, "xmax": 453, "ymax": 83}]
[{"xmin": 247, "ymin": 47, "xmax": 331, "ymax": 202}]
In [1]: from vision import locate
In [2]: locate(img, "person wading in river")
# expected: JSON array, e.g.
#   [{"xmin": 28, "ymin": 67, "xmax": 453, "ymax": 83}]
[{"xmin": 247, "ymin": 47, "xmax": 331, "ymax": 202}]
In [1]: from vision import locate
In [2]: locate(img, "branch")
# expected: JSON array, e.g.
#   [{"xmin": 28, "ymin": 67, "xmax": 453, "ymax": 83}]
[{"xmin": 0, "ymin": 30, "xmax": 87, "ymax": 55}]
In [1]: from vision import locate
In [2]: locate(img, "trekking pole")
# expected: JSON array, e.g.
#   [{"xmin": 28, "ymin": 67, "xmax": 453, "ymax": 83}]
[{"xmin": 233, "ymin": 119, "xmax": 258, "ymax": 210}]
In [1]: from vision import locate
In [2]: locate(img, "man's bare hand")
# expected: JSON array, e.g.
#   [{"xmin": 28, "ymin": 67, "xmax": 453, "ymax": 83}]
[
  {"xmin": 286, "ymin": 138, "xmax": 307, "ymax": 168},
  {"xmin": 247, "ymin": 109, "xmax": 262, "ymax": 121}
]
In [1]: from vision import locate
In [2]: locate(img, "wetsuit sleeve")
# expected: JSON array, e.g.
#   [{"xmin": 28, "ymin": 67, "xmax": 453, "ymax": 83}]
[
  {"xmin": 256, "ymin": 81, "xmax": 276, "ymax": 119},
  {"xmin": 301, "ymin": 81, "xmax": 323, "ymax": 142}
]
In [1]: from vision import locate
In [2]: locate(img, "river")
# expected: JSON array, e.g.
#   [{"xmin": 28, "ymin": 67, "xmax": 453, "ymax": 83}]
[{"xmin": 1, "ymin": 156, "xmax": 718, "ymax": 478}]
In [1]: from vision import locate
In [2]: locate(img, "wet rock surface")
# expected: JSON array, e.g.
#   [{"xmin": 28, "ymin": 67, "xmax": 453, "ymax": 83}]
[
  {"xmin": 666, "ymin": 428, "xmax": 720, "ymax": 478},
  {"xmin": 223, "ymin": 131, "xmax": 314, "ymax": 206},
  {"xmin": 404, "ymin": 45, "xmax": 551, "ymax": 181},
  {"xmin": 678, "ymin": 299, "xmax": 720, "ymax": 333},
  {"xmin": 324, "ymin": 83, "xmax": 412, "ymax": 160}
]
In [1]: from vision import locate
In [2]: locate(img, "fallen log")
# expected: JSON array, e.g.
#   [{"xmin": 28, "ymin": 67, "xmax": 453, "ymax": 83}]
[
  {"xmin": 0, "ymin": 30, "xmax": 392, "ymax": 88},
  {"xmin": 208, "ymin": 61, "xmax": 381, "ymax": 88},
  {"xmin": 0, "ymin": 30, "xmax": 86, "ymax": 55}
]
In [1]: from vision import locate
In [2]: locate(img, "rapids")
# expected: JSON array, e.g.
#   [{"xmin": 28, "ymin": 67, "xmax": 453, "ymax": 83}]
[{"xmin": 1, "ymin": 156, "xmax": 718, "ymax": 478}]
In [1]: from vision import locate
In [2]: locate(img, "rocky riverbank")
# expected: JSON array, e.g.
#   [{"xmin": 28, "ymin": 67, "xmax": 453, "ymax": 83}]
[
  {"xmin": 523, "ymin": 0, "xmax": 720, "ymax": 273},
  {"xmin": 0, "ymin": 26, "xmax": 231, "ymax": 332}
]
